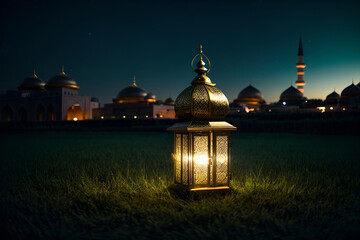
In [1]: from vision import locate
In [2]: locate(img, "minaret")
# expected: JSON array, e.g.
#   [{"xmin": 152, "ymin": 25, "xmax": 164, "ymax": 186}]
[{"xmin": 295, "ymin": 37, "xmax": 306, "ymax": 93}]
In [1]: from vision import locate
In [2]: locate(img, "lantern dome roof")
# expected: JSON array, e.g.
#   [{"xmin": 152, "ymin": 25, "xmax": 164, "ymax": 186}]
[
  {"xmin": 326, "ymin": 91, "xmax": 340, "ymax": 100},
  {"xmin": 164, "ymin": 97, "xmax": 175, "ymax": 105},
  {"xmin": 46, "ymin": 67, "xmax": 79, "ymax": 90},
  {"xmin": 279, "ymin": 85, "xmax": 305, "ymax": 102},
  {"xmin": 175, "ymin": 45, "xmax": 229, "ymax": 120},
  {"xmin": 234, "ymin": 84, "xmax": 264, "ymax": 104},
  {"xmin": 341, "ymin": 83, "xmax": 360, "ymax": 97},
  {"xmin": 18, "ymin": 71, "xmax": 45, "ymax": 90}
]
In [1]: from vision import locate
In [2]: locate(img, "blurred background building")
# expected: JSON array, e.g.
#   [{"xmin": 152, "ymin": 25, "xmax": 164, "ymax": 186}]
[
  {"xmin": 93, "ymin": 77, "xmax": 175, "ymax": 119},
  {"xmin": 0, "ymin": 68, "xmax": 99, "ymax": 122},
  {"xmin": 2, "ymin": 38, "xmax": 360, "ymax": 122}
]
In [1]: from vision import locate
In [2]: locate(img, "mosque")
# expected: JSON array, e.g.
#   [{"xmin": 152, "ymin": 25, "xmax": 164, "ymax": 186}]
[
  {"xmin": 93, "ymin": 77, "xmax": 175, "ymax": 119},
  {"xmin": 1, "ymin": 40, "xmax": 359, "ymax": 122},
  {"xmin": 230, "ymin": 38, "xmax": 360, "ymax": 113},
  {"xmin": 0, "ymin": 68, "xmax": 99, "ymax": 122}
]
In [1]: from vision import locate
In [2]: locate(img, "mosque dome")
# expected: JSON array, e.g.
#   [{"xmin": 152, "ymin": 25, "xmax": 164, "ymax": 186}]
[
  {"xmin": 18, "ymin": 72, "xmax": 45, "ymax": 90},
  {"xmin": 46, "ymin": 67, "xmax": 79, "ymax": 90},
  {"xmin": 326, "ymin": 91, "xmax": 340, "ymax": 100},
  {"xmin": 164, "ymin": 97, "xmax": 175, "ymax": 105},
  {"xmin": 145, "ymin": 92, "xmax": 156, "ymax": 100},
  {"xmin": 91, "ymin": 97, "xmax": 99, "ymax": 102},
  {"xmin": 113, "ymin": 78, "xmax": 148, "ymax": 103},
  {"xmin": 234, "ymin": 84, "xmax": 264, "ymax": 104},
  {"xmin": 341, "ymin": 83, "xmax": 360, "ymax": 97},
  {"xmin": 175, "ymin": 46, "xmax": 229, "ymax": 120},
  {"xmin": 279, "ymin": 85, "xmax": 305, "ymax": 102},
  {"xmin": 325, "ymin": 91, "xmax": 340, "ymax": 105},
  {"xmin": 144, "ymin": 92, "xmax": 156, "ymax": 103}
]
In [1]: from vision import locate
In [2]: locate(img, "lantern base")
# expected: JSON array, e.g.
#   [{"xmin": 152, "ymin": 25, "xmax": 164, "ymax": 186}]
[{"xmin": 168, "ymin": 184, "xmax": 232, "ymax": 199}]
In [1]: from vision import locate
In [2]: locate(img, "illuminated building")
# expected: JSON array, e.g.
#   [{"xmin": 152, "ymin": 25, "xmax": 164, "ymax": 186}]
[
  {"xmin": 279, "ymin": 85, "xmax": 306, "ymax": 106},
  {"xmin": 339, "ymin": 83, "xmax": 360, "ymax": 110},
  {"xmin": 325, "ymin": 91, "xmax": 340, "ymax": 105},
  {"xmin": 0, "ymin": 68, "xmax": 99, "ymax": 122},
  {"xmin": 93, "ymin": 78, "xmax": 175, "ymax": 119},
  {"xmin": 164, "ymin": 97, "xmax": 175, "ymax": 105},
  {"xmin": 322, "ymin": 90, "xmax": 340, "ymax": 111},
  {"xmin": 113, "ymin": 77, "xmax": 156, "ymax": 104},
  {"xmin": 295, "ymin": 37, "xmax": 306, "ymax": 93},
  {"xmin": 232, "ymin": 84, "xmax": 265, "ymax": 112}
]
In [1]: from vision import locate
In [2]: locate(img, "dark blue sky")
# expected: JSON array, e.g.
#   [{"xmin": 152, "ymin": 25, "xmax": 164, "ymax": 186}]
[{"xmin": 1, "ymin": 0, "xmax": 359, "ymax": 103}]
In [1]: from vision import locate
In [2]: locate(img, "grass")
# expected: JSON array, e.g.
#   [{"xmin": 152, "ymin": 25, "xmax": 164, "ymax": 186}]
[{"xmin": 1, "ymin": 131, "xmax": 360, "ymax": 239}]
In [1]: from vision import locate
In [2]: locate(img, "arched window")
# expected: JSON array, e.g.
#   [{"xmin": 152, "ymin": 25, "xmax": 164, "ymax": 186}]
[
  {"xmin": 66, "ymin": 105, "xmax": 83, "ymax": 121},
  {"xmin": 36, "ymin": 104, "xmax": 45, "ymax": 121},
  {"xmin": 18, "ymin": 106, "xmax": 27, "ymax": 122},
  {"xmin": 1, "ymin": 105, "xmax": 13, "ymax": 122},
  {"xmin": 47, "ymin": 105, "xmax": 55, "ymax": 121}
]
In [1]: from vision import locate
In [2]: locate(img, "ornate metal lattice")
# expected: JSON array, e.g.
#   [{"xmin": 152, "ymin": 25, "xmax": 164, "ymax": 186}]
[
  {"xmin": 175, "ymin": 134, "xmax": 181, "ymax": 183},
  {"xmin": 216, "ymin": 135, "xmax": 228, "ymax": 185},
  {"xmin": 174, "ymin": 86, "xmax": 193, "ymax": 117},
  {"xmin": 175, "ymin": 84, "xmax": 229, "ymax": 120},
  {"xmin": 193, "ymin": 135, "xmax": 208, "ymax": 185},
  {"xmin": 192, "ymin": 85, "xmax": 210, "ymax": 118},
  {"xmin": 182, "ymin": 134, "xmax": 189, "ymax": 185},
  {"xmin": 206, "ymin": 86, "xmax": 230, "ymax": 118}
]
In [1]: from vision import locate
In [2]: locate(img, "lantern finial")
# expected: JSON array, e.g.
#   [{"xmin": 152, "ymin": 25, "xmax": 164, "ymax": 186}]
[{"xmin": 191, "ymin": 45, "xmax": 214, "ymax": 86}]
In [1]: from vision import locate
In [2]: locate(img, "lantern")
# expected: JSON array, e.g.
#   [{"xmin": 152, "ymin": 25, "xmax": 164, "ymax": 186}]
[{"xmin": 168, "ymin": 45, "xmax": 236, "ymax": 194}]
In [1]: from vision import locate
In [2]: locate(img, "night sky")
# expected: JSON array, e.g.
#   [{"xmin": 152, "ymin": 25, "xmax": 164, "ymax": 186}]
[{"xmin": 1, "ymin": 0, "xmax": 359, "ymax": 104}]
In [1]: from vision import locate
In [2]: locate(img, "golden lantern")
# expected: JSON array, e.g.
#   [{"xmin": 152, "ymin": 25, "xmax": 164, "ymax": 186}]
[{"xmin": 168, "ymin": 45, "xmax": 236, "ymax": 194}]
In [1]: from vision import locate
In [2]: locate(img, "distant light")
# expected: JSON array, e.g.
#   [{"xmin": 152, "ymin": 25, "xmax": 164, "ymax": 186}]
[
  {"xmin": 100, "ymin": 116, "xmax": 104, "ymax": 119},
  {"xmin": 160, "ymin": 115, "xmax": 163, "ymax": 118},
  {"xmin": 305, "ymin": 100, "xmax": 308, "ymax": 103},
  {"xmin": 317, "ymin": 106, "xmax": 325, "ymax": 113},
  {"xmin": 249, "ymin": 108, "xmax": 254, "ymax": 112},
  {"xmin": 73, "ymin": 117, "xmax": 78, "ymax": 121},
  {"xmin": 123, "ymin": 115, "xmax": 126, "ymax": 118},
  {"xmin": 343, "ymin": 108, "xmax": 346, "ymax": 111},
  {"xmin": 283, "ymin": 102, "xmax": 286, "ymax": 105},
  {"xmin": 146, "ymin": 115, "xmax": 148, "ymax": 118},
  {"xmin": 269, "ymin": 109, "xmax": 272, "ymax": 112},
  {"xmin": 245, "ymin": 107, "xmax": 249, "ymax": 113},
  {"xmin": 330, "ymin": 107, "xmax": 333, "ymax": 110},
  {"xmin": 134, "ymin": 116, "xmax": 137, "ymax": 119}
]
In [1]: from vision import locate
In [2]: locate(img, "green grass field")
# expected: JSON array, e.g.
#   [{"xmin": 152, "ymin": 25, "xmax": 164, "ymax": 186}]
[{"xmin": 1, "ymin": 132, "xmax": 360, "ymax": 239}]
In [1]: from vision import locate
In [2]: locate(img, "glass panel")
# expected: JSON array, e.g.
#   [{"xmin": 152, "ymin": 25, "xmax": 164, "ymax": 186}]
[
  {"xmin": 182, "ymin": 134, "xmax": 189, "ymax": 185},
  {"xmin": 193, "ymin": 135, "xmax": 209, "ymax": 186},
  {"xmin": 175, "ymin": 134, "xmax": 181, "ymax": 183},
  {"xmin": 216, "ymin": 135, "xmax": 228, "ymax": 185}
]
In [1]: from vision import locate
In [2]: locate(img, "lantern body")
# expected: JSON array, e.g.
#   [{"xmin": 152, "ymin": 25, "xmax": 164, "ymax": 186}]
[{"xmin": 169, "ymin": 121, "xmax": 236, "ymax": 190}]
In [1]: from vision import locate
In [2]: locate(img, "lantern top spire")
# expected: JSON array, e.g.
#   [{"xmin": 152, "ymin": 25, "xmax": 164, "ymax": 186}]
[
  {"xmin": 191, "ymin": 45, "xmax": 214, "ymax": 86},
  {"xmin": 174, "ymin": 45, "xmax": 229, "ymax": 120}
]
